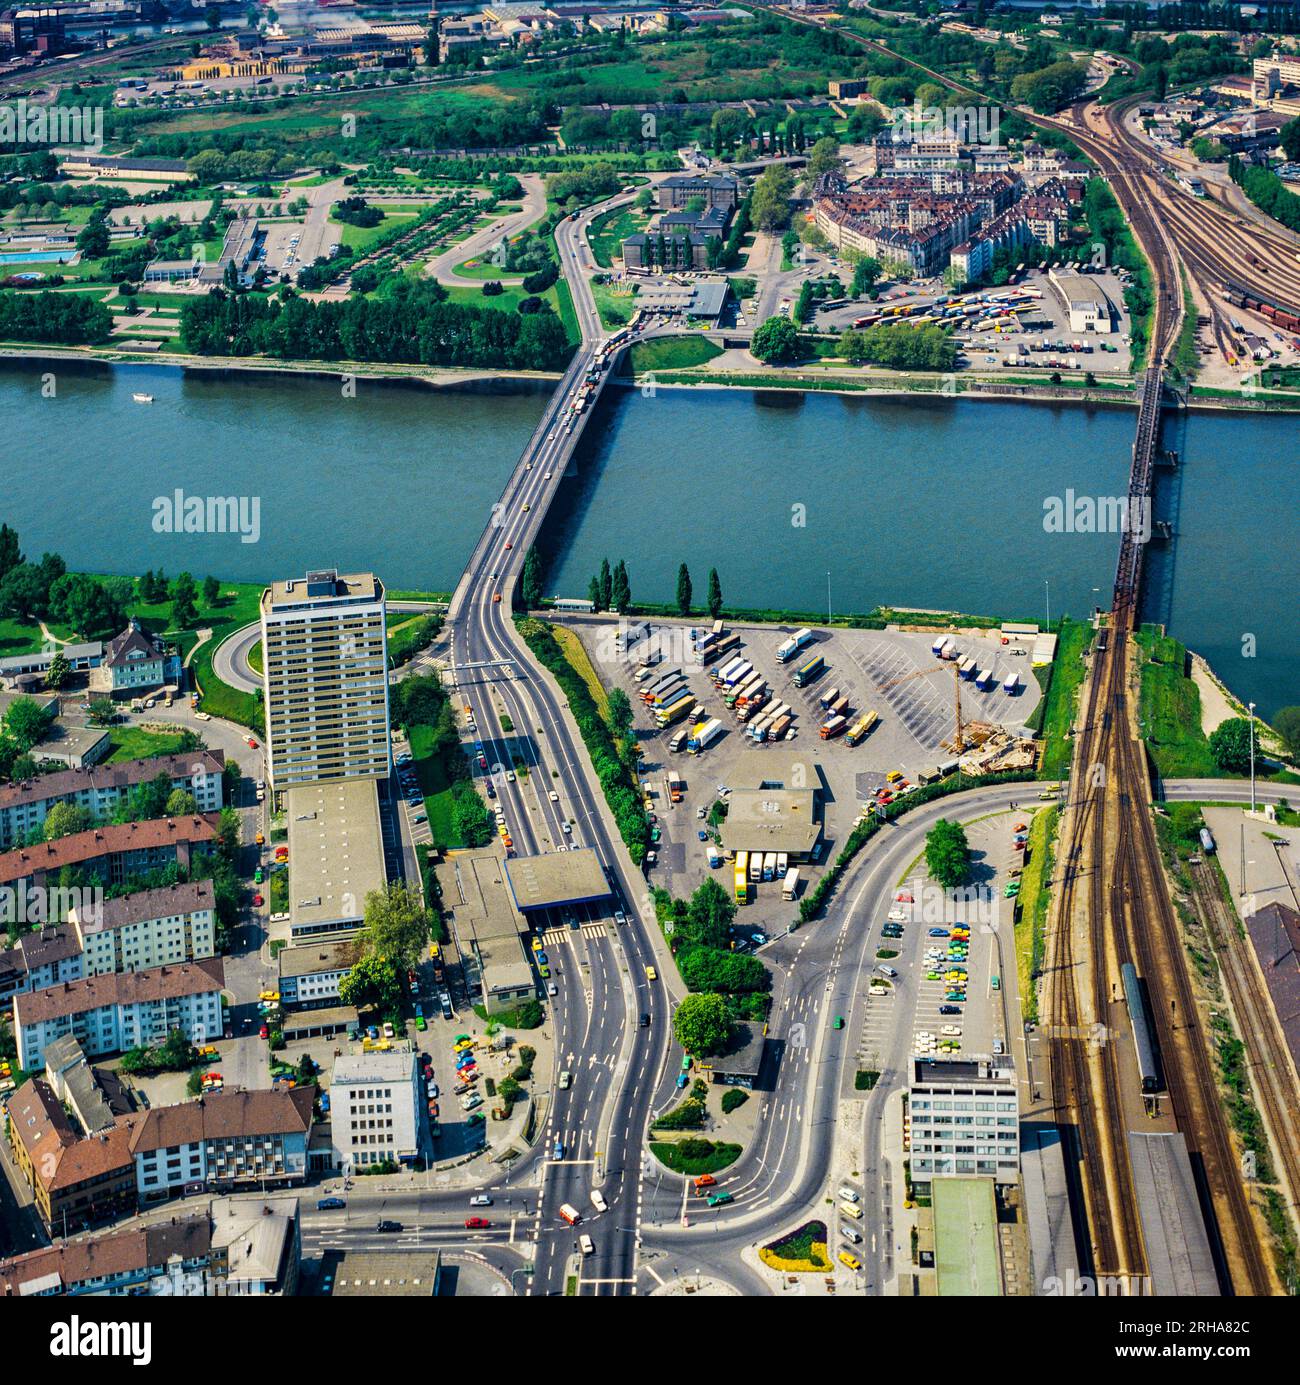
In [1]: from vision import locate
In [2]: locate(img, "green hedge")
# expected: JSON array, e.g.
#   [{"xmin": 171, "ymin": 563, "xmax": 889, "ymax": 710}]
[
  {"xmin": 799, "ymin": 770, "xmax": 1037, "ymax": 924},
  {"xmin": 516, "ymin": 617, "xmax": 647, "ymax": 863}
]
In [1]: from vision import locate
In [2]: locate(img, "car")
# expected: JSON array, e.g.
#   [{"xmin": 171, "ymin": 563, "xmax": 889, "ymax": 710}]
[
  {"xmin": 639, "ymin": 1013, "xmax": 650, "ymax": 1028},
  {"xmin": 694, "ymin": 1174, "xmax": 717, "ymax": 1190},
  {"xmin": 887, "ymin": 908, "xmax": 910, "ymax": 923},
  {"xmin": 939, "ymin": 1005, "xmax": 963, "ymax": 1016},
  {"xmin": 676, "ymin": 1073, "xmax": 689, "ymax": 1089},
  {"xmin": 469, "ymin": 1195, "xmax": 493, "ymax": 1207},
  {"xmin": 590, "ymin": 1190, "xmax": 608, "ymax": 1213},
  {"xmin": 464, "ymin": 1216, "xmax": 490, "ymax": 1229},
  {"xmin": 697, "ymin": 829, "xmax": 709, "ymax": 842},
  {"xmin": 645, "ymin": 965, "xmax": 657, "ymax": 981},
  {"xmin": 553, "ymin": 1138, "xmax": 565, "ymax": 1159},
  {"xmin": 558, "ymin": 1070, "xmax": 572, "ymax": 1089},
  {"xmin": 928, "ymin": 928, "xmax": 949, "ymax": 938},
  {"xmin": 258, "ymin": 1024, "xmax": 269, "ymax": 1039},
  {"xmin": 833, "ymin": 1015, "xmax": 845, "ymax": 1029},
  {"xmin": 376, "ymin": 1220, "xmax": 402, "ymax": 1233},
  {"xmin": 316, "ymin": 1197, "xmax": 346, "ymax": 1211},
  {"xmin": 941, "ymin": 1025, "xmax": 962, "ymax": 1036},
  {"xmin": 706, "ymin": 1191, "xmax": 733, "ymax": 1207},
  {"xmin": 926, "ymin": 971, "xmax": 941, "ymax": 981},
  {"xmin": 840, "ymin": 1225, "xmax": 863, "ymax": 1244},
  {"xmin": 839, "ymin": 1251, "xmax": 862, "ymax": 1271},
  {"xmin": 578, "ymin": 1233, "xmax": 595, "ymax": 1255},
  {"xmin": 247, "ymin": 737, "xmax": 259, "ymax": 749},
  {"xmin": 697, "ymin": 805, "xmax": 707, "ymax": 819}
]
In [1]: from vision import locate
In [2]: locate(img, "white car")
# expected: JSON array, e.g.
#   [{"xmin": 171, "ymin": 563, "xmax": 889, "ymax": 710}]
[
  {"xmin": 562, "ymin": 823, "xmax": 572, "ymax": 834},
  {"xmin": 887, "ymin": 908, "xmax": 910, "ymax": 923},
  {"xmin": 469, "ymin": 1194, "xmax": 492, "ymax": 1206},
  {"xmin": 590, "ymin": 1190, "xmax": 608, "ymax": 1213},
  {"xmin": 941, "ymin": 1025, "xmax": 962, "ymax": 1036},
  {"xmin": 506, "ymin": 771, "xmax": 516, "ymax": 782},
  {"xmin": 549, "ymin": 791, "xmax": 560, "ymax": 802},
  {"xmin": 578, "ymin": 1234, "xmax": 595, "ymax": 1255}
]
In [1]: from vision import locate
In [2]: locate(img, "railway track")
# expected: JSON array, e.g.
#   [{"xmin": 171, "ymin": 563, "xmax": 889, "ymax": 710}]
[{"xmin": 1186, "ymin": 859, "xmax": 1300, "ymax": 1271}]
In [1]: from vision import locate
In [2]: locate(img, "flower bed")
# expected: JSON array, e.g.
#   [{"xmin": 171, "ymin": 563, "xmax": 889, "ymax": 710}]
[{"xmin": 759, "ymin": 1220, "xmax": 831, "ymax": 1273}]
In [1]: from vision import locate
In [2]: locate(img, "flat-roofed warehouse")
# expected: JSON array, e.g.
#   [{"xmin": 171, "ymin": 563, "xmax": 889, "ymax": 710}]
[
  {"xmin": 1047, "ymin": 268, "xmax": 1115, "ymax": 334},
  {"xmin": 1127, "ymin": 1131, "xmax": 1220, "ymax": 1296},
  {"xmin": 286, "ymin": 779, "xmax": 388, "ymax": 942},
  {"xmin": 502, "ymin": 848, "xmax": 611, "ymax": 913},
  {"xmin": 718, "ymin": 752, "xmax": 822, "ymax": 860}
]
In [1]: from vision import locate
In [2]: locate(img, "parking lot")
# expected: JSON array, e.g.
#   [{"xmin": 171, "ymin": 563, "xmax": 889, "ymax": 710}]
[
  {"xmin": 561, "ymin": 616, "xmax": 1041, "ymax": 929},
  {"xmin": 813, "ymin": 266, "xmax": 1133, "ymax": 376},
  {"xmin": 854, "ymin": 811, "xmax": 1035, "ymax": 1070}
]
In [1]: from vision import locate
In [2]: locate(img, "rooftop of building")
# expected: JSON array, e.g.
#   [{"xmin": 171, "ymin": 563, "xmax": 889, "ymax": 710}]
[
  {"xmin": 13, "ymin": 956, "xmax": 225, "ymax": 1026},
  {"xmin": 931, "ymin": 1176, "xmax": 1001, "ymax": 1295},
  {"xmin": 0, "ymin": 1214, "xmax": 210, "ymax": 1295},
  {"xmin": 262, "ymin": 568, "xmax": 383, "ymax": 613},
  {"xmin": 73, "ymin": 879, "xmax": 215, "ymax": 934},
  {"xmin": 277, "ymin": 938, "xmax": 362, "ymax": 979},
  {"xmin": 332, "ymin": 1049, "xmax": 418, "ymax": 1085},
  {"xmin": 318, "ymin": 1247, "xmax": 441, "ymax": 1295},
  {"xmin": 129, "ymin": 1085, "xmax": 314, "ymax": 1153},
  {"xmin": 285, "ymin": 779, "xmax": 387, "ymax": 936},
  {"xmin": 502, "ymin": 847, "xmax": 610, "ymax": 912},
  {"xmin": 0, "ymin": 813, "xmax": 222, "ymax": 885}
]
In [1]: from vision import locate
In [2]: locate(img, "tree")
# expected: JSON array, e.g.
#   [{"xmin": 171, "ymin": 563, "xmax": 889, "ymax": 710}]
[
  {"xmin": 851, "ymin": 256, "xmax": 882, "ymax": 299},
  {"xmin": 339, "ymin": 953, "xmax": 403, "ymax": 1012},
  {"xmin": 750, "ymin": 164, "xmax": 795, "ymax": 232},
  {"xmin": 202, "ymin": 575, "xmax": 221, "ymax": 607},
  {"xmin": 750, "ymin": 316, "xmax": 800, "ymax": 364},
  {"xmin": 706, "ymin": 568, "xmax": 723, "ymax": 620},
  {"xmin": 1282, "ymin": 117, "xmax": 1300, "ymax": 165},
  {"xmin": 0, "ymin": 523, "xmax": 22, "ymax": 584},
  {"xmin": 171, "ymin": 571, "xmax": 199, "ymax": 629},
  {"xmin": 76, "ymin": 210, "xmax": 110, "ymax": 259},
  {"xmin": 1209, "ymin": 717, "xmax": 1256, "ymax": 775},
  {"xmin": 686, "ymin": 876, "xmax": 736, "ymax": 949},
  {"xmin": 1273, "ymin": 706, "xmax": 1300, "ymax": 764},
  {"xmin": 360, "ymin": 882, "xmax": 431, "ymax": 970},
  {"xmin": 610, "ymin": 560, "xmax": 631, "ymax": 614},
  {"xmin": 607, "ymin": 688, "xmax": 633, "ymax": 740},
  {"xmin": 925, "ymin": 818, "xmax": 971, "ymax": 888},
  {"xmin": 0, "ymin": 564, "xmax": 44, "ymax": 621},
  {"xmin": 806, "ymin": 135, "xmax": 843, "ymax": 178},
  {"xmin": 520, "ymin": 546, "xmax": 543, "ymax": 609},
  {"xmin": 165, "ymin": 788, "xmax": 197, "ymax": 816},
  {"xmin": 4, "ymin": 696, "xmax": 51, "ymax": 752},
  {"xmin": 598, "ymin": 557, "xmax": 613, "ymax": 611},
  {"xmin": 87, "ymin": 697, "xmax": 117, "ymax": 726},
  {"xmin": 44, "ymin": 651, "xmax": 70, "ymax": 690},
  {"xmin": 676, "ymin": 563, "xmax": 692, "ymax": 617},
  {"xmin": 673, "ymin": 992, "xmax": 730, "ymax": 1056},
  {"xmin": 43, "ymin": 801, "xmax": 94, "ymax": 840}
]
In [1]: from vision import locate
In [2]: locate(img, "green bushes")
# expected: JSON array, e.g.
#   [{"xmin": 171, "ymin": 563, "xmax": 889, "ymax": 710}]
[
  {"xmin": 516, "ymin": 617, "xmax": 648, "ymax": 863},
  {"xmin": 720, "ymin": 1088, "xmax": 748, "ymax": 1115},
  {"xmin": 650, "ymin": 1139, "xmax": 741, "ymax": 1175}
]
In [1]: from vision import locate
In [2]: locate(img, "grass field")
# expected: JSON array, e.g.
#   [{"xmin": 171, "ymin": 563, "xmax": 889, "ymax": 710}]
[
  {"xmin": 591, "ymin": 278, "xmax": 637, "ymax": 330},
  {"xmin": 585, "ymin": 204, "xmax": 649, "ymax": 269},
  {"xmin": 1012, "ymin": 806, "xmax": 1057, "ymax": 1025},
  {"xmin": 107, "ymin": 726, "xmax": 188, "ymax": 762},
  {"xmin": 628, "ymin": 335, "xmax": 724, "ymax": 373},
  {"xmin": 1031, "ymin": 618, "xmax": 1093, "ymax": 780},
  {"xmin": 1134, "ymin": 626, "xmax": 1218, "ymax": 778},
  {"xmin": 335, "ymin": 209, "xmax": 418, "ymax": 255},
  {"xmin": 408, "ymin": 720, "xmax": 462, "ymax": 849},
  {"xmin": 551, "ymin": 624, "xmax": 610, "ymax": 723}
]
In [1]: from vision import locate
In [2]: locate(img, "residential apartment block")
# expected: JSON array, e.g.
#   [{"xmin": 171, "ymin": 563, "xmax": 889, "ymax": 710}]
[
  {"xmin": 131, "ymin": 1087, "xmax": 315, "ymax": 1202},
  {"xmin": 0, "ymin": 751, "xmax": 225, "ymax": 849},
  {"xmin": 12, "ymin": 957, "xmax": 225, "ymax": 1070},
  {"xmin": 0, "ymin": 814, "xmax": 222, "ymax": 893},
  {"xmin": 277, "ymin": 938, "xmax": 361, "ymax": 1010},
  {"xmin": 260, "ymin": 569, "xmax": 390, "ymax": 792}
]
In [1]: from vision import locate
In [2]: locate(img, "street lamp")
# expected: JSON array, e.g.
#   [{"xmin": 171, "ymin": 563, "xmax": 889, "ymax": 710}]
[
  {"xmin": 1044, "ymin": 579, "xmax": 1051, "ymax": 633},
  {"xmin": 1248, "ymin": 701, "xmax": 1257, "ymax": 814}
]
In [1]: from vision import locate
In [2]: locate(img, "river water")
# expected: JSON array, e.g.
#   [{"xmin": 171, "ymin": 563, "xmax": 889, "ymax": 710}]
[{"xmin": 1, "ymin": 362, "xmax": 1295, "ymax": 718}]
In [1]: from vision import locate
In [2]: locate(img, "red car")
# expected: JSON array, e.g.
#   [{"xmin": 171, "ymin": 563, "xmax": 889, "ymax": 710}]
[
  {"xmin": 252, "ymin": 894, "xmax": 264, "ymax": 907},
  {"xmin": 259, "ymin": 1024, "xmax": 269, "ymax": 1040},
  {"xmin": 464, "ymin": 1217, "xmax": 490, "ymax": 1229},
  {"xmin": 247, "ymin": 737, "xmax": 259, "ymax": 749}
]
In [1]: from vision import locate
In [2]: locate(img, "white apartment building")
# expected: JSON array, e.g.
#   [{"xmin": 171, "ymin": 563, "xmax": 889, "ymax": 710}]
[
  {"xmin": 12, "ymin": 958, "xmax": 225, "ymax": 1070},
  {"xmin": 329, "ymin": 1050, "xmax": 424, "ymax": 1171},
  {"xmin": 0, "ymin": 751, "xmax": 226, "ymax": 849},
  {"xmin": 70, "ymin": 880, "xmax": 218, "ymax": 975},
  {"xmin": 259, "ymin": 570, "xmax": 390, "ymax": 793},
  {"xmin": 277, "ymin": 939, "xmax": 360, "ymax": 1010},
  {"xmin": 131, "ymin": 1087, "xmax": 315, "ymax": 1202},
  {"xmin": 908, "ymin": 1057, "xmax": 1021, "ymax": 1185}
]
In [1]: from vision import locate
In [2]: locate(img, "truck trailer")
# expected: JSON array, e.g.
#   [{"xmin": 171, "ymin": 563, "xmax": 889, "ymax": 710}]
[
  {"xmin": 687, "ymin": 718, "xmax": 725, "ymax": 754},
  {"xmin": 776, "ymin": 627, "xmax": 814, "ymax": 663}
]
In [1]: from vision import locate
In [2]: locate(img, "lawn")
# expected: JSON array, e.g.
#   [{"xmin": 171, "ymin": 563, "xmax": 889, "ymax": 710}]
[
  {"xmin": 649, "ymin": 1138, "xmax": 742, "ymax": 1176},
  {"xmin": 1012, "ymin": 806, "xmax": 1057, "ymax": 1025},
  {"xmin": 107, "ymin": 726, "xmax": 188, "ymax": 762},
  {"xmin": 585, "ymin": 203, "xmax": 650, "ymax": 270},
  {"xmin": 550, "ymin": 623, "xmax": 610, "ymax": 723},
  {"xmin": 408, "ymin": 719, "xmax": 463, "ymax": 849},
  {"xmin": 591, "ymin": 278, "xmax": 637, "ymax": 331},
  {"xmin": 1134, "ymin": 626, "xmax": 1218, "ymax": 778},
  {"xmin": 334, "ymin": 209, "xmax": 418, "ymax": 255},
  {"xmin": 628, "ymin": 335, "xmax": 724, "ymax": 373},
  {"xmin": 1029, "ymin": 617, "xmax": 1093, "ymax": 780}
]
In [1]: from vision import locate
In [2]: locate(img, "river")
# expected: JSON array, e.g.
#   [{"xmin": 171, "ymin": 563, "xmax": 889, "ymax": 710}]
[{"xmin": 1, "ymin": 362, "xmax": 1294, "ymax": 718}]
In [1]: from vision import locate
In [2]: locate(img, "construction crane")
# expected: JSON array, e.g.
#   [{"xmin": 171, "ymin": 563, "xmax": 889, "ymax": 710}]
[{"xmin": 880, "ymin": 661, "xmax": 966, "ymax": 753}]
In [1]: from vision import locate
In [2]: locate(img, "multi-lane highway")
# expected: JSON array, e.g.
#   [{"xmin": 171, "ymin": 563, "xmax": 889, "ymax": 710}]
[{"xmin": 438, "ymin": 191, "xmax": 680, "ymax": 1294}]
